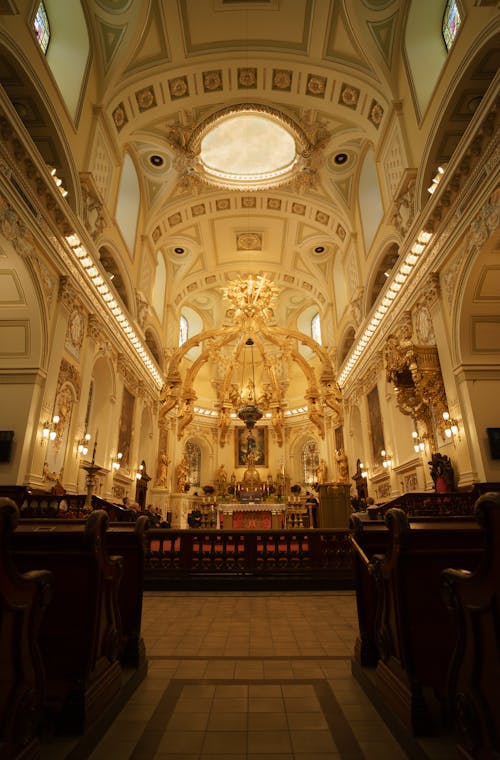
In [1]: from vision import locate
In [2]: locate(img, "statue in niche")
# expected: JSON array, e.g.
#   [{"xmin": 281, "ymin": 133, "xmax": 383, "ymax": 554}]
[
  {"xmin": 316, "ymin": 458, "xmax": 328, "ymax": 485},
  {"xmin": 175, "ymin": 456, "xmax": 189, "ymax": 492},
  {"xmin": 215, "ymin": 463, "xmax": 228, "ymax": 493},
  {"xmin": 156, "ymin": 452, "xmax": 170, "ymax": 488},
  {"xmin": 335, "ymin": 449, "xmax": 349, "ymax": 483}
]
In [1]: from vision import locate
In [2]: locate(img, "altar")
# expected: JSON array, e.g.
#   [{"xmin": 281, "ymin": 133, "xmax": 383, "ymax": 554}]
[{"xmin": 219, "ymin": 502, "xmax": 285, "ymax": 530}]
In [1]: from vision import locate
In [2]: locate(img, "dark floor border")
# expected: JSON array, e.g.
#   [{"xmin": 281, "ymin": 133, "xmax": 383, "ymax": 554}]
[
  {"xmin": 148, "ymin": 654, "xmax": 353, "ymax": 661},
  {"xmin": 129, "ymin": 676, "xmax": 366, "ymax": 760}
]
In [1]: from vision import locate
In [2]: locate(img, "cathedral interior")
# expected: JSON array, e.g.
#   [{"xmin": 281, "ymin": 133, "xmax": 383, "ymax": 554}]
[
  {"xmin": 0, "ymin": 2, "xmax": 499, "ymax": 514},
  {"xmin": 1, "ymin": 3, "xmax": 500, "ymax": 759}
]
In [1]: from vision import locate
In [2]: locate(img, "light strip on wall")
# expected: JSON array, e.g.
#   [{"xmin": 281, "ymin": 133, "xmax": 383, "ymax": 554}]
[
  {"xmin": 338, "ymin": 230, "xmax": 433, "ymax": 387},
  {"xmin": 65, "ymin": 234, "xmax": 163, "ymax": 389}
]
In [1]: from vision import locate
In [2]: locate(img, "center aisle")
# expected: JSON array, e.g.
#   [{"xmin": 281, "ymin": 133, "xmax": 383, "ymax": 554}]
[{"xmin": 85, "ymin": 590, "xmax": 413, "ymax": 759}]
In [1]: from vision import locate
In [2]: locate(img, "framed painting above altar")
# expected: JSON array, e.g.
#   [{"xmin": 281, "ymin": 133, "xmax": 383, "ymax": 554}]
[{"xmin": 235, "ymin": 427, "xmax": 268, "ymax": 467}]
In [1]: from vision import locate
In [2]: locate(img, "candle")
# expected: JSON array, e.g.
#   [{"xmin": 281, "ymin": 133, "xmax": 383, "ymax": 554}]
[{"xmin": 91, "ymin": 429, "xmax": 98, "ymax": 464}]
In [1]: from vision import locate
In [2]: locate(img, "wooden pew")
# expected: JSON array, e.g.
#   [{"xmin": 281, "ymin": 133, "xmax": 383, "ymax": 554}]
[
  {"xmin": 370, "ymin": 508, "xmax": 484, "ymax": 736},
  {"xmin": 105, "ymin": 516, "xmax": 149, "ymax": 668},
  {"xmin": 442, "ymin": 492, "xmax": 500, "ymax": 759},
  {"xmin": 0, "ymin": 498, "xmax": 53, "ymax": 760},
  {"xmin": 349, "ymin": 514, "xmax": 389, "ymax": 667},
  {"xmin": 11, "ymin": 510, "xmax": 123, "ymax": 735}
]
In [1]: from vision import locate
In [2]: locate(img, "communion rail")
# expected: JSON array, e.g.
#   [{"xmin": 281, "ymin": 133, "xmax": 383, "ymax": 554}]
[{"xmin": 143, "ymin": 528, "xmax": 354, "ymax": 590}]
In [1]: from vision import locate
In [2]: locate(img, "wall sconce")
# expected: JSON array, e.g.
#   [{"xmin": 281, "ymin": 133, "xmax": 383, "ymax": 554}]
[
  {"xmin": 42, "ymin": 415, "xmax": 60, "ymax": 441},
  {"xmin": 381, "ymin": 450, "xmax": 392, "ymax": 468},
  {"xmin": 427, "ymin": 165, "xmax": 446, "ymax": 194},
  {"xmin": 111, "ymin": 452, "xmax": 123, "ymax": 470},
  {"xmin": 77, "ymin": 432, "xmax": 91, "ymax": 456},
  {"xmin": 360, "ymin": 462, "xmax": 368, "ymax": 479},
  {"xmin": 135, "ymin": 462, "xmax": 144, "ymax": 480},
  {"xmin": 49, "ymin": 166, "xmax": 68, "ymax": 197},
  {"xmin": 442, "ymin": 411, "xmax": 459, "ymax": 439},
  {"xmin": 412, "ymin": 431, "xmax": 425, "ymax": 452}
]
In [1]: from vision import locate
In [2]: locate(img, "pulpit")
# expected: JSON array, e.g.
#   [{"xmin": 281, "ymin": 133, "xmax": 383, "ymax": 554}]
[{"xmin": 318, "ymin": 482, "xmax": 351, "ymax": 529}]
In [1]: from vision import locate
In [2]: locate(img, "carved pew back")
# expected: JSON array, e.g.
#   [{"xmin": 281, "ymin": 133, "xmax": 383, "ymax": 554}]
[
  {"xmin": 0, "ymin": 498, "xmax": 53, "ymax": 760},
  {"xmin": 442, "ymin": 492, "xmax": 500, "ymax": 759},
  {"xmin": 105, "ymin": 516, "xmax": 149, "ymax": 668},
  {"xmin": 370, "ymin": 508, "xmax": 484, "ymax": 736},
  {"xmin": 11, "ymin": 510, "xmax": 123, "ymax": 734},
  {"xmin": 349, "ymin": 514, "xmax": 389, "ymax": 667}
]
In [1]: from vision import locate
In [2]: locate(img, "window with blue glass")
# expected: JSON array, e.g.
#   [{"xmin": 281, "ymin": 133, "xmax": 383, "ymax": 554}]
[
  {"xmin": 442, "ymin": 0, "xmax": 462, "ymax": 51},
  {"xmin": 34, "ymin": 2, "xmax": 50, "ymax": 54}
]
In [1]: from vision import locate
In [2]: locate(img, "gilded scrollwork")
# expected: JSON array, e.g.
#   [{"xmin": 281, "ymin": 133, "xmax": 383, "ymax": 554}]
[{"xmin": 384, "ymin": 323, "xmax": 448, "ymax": 445}]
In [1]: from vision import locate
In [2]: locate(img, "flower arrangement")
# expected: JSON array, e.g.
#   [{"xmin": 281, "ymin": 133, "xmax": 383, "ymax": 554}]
[
  {"xmin": 290, "ymin": 483, "xmax": 302, "ymax": 495},
  {"xmin": 203, "ymin": 485, "xmax": 215, "ymax": 495}
]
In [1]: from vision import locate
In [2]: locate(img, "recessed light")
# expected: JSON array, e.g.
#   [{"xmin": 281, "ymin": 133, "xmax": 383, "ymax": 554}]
[
  {"xmin": 174, "ymin": 247, "xmax": 185, "ymax": 254},
  {"xmin": 314, "ymin": 246, "xmax": 325, "ymax": 254},
  {"xmin": 150, "ymin": 154, "xmax": 164, "ymax": 167},
  {"xmin": 334, "ymin": 152, "xmax": 348, "ymax": 165}
]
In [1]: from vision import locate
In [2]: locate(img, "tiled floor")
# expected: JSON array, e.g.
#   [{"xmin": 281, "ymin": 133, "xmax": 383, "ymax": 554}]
[{"xmin": 70, "ymin": 590, "xmax": 456, "ymax": 759}]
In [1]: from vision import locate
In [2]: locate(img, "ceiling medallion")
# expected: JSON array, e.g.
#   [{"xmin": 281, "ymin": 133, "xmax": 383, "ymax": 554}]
[
  {"xmin": 166, "ymin": 104, "xmax": 330, "ymax": 192},
  {"xmin": 223, "ymin": 274, "xmax": 279, "ymax": 323}
]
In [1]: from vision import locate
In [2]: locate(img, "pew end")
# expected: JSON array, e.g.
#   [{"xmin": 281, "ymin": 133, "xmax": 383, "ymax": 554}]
[
  {"xmin": 442, "ymin": 492, "xmax": 500, "ymax": 759},
  {"xmin": 0, "ymin": 497, "xmax": 54, "ymax": 760}
]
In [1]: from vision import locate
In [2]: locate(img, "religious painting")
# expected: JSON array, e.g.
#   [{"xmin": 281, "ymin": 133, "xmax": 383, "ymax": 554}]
[
  {"xmin": 334, "ymin": 426, "xmax": 344, "ymax": 451},
  {"xmin": 118, "ymin": 387, "xmax": 135, "ymax": 467},
  {"xmin": 367, "ymin": 385, "xmax": 385, "ymax": 464},
  {"xmin": 235, "ymin": 427, "xmax": 268, "ymax": 467}
]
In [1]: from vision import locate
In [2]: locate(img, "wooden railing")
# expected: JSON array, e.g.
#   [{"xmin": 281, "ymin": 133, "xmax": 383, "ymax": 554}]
[
  {"xmin": 143, "ymin": 528, "xmax": 354, "ymax": 589},
  {"xmin": 370, "ymin": 485, "xmax": 500, "ymax": 519}
]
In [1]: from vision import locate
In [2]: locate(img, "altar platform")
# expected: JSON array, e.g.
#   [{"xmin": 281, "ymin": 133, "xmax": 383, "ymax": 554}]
[{"xmin": 218, "ymin": 502, "xmax": 285, "ymax": 529}]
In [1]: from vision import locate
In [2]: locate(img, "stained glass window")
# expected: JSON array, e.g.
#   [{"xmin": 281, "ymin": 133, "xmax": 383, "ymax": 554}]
[
  {"xmin": 34, "ymin": 2, "xmax": 50, "ymax": 55},
  {"xmin": 442, "ymin": 0, "xmax": 462, "ymax": 51},
  {"xmin": 311, "ymin": 312, "xmax": 322, "ymax": 345},
  {"xmin": 185, "ymin": 441, "xmax": 201, "ymax": 486},
  {"xmin": 179, "ymin": 314, "xmax": 188, "ymax": 346},
  {"xmin": 302, "ymin": 439, "xmax": 319, "ymax": 485}
]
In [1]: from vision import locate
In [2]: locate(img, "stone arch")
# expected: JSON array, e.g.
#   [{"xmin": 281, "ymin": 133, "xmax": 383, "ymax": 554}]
[
  {"xmin": 144, "ymin": 327, "xmax": 162, "ymax": 368},
  {"xmin": 339, "ymin": 326, "xmax": 356, "ymax": 366},
  {"xmin": 98, "ymin": 243, "xmax": 131, "ymax": 311},
  {"xmin": 367, "ymin": 242, "xmax": 400, "ymax": 310},
  {"xmin": 88, "ymin": 353, "xmax": 117, "ymax": 467},
  {"xmin": 0, "ymin": 39, "xmax": 80, "ymax": 211}
]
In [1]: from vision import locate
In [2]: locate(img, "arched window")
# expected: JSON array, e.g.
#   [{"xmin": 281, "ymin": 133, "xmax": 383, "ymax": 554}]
[
  {"xmin": 179, "ymin": 314, "xmax": 188, "ymax": 346},
  {"xmin": 442, "ymin": 0, "xmax": 462, "ymax": 52},
  {"xmin": 311, "ymin": 312, "xmax": 322, "ymax": 345},
  {"xmin": 34, "ymin": 2, "xmax": 50, "ymax": 54},
  {"xmin": 301, "ymin": 439, "xmax": 319, "ymax": 485},
  {"xmin": 185, "ymin": 441, "xmax": 201, "ymax": 486}
]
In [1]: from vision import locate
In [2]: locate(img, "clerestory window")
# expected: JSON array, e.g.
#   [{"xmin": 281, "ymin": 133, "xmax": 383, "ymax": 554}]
[{"xmin": 34, "ymin": 2, "xmax": 50, "ymax": 54}]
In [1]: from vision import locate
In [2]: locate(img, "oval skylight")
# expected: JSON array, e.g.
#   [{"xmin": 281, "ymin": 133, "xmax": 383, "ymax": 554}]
[{"xmin": 200, "ymin": 114, "xmax": 297, "ymax": 183}]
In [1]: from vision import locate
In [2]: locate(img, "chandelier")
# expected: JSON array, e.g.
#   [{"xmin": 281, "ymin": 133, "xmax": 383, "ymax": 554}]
[{"xmin": 237, "ymin": 338, "xmax": 263, "ymax": 430}]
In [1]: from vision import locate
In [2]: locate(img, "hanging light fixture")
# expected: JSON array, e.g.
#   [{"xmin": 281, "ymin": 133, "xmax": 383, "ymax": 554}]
[{"xmin": 237, "ymin": 337, "xmax": 263, "ymax": 430}]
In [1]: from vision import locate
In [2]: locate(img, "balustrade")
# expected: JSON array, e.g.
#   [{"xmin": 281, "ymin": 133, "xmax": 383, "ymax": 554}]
[{"xmin": 143, "ymin": 528, "xmax": 353, "ymax": 589}]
